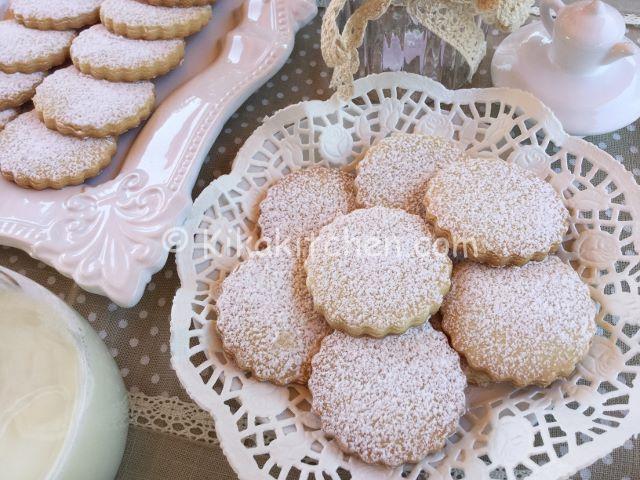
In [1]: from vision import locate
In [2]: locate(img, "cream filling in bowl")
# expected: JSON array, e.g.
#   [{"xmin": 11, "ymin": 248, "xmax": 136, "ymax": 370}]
[
  {"xmin": 0, "ymin": 291, "xmax": 82, "ymax": 479},
  {"xmin": 0, "ymin": 269, "xmax": 128, "ymax": 480}
]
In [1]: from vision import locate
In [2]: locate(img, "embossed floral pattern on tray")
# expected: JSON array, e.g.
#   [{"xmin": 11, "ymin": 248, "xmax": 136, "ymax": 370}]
[{"xmin": 171, "ymin": 73, "xmax": 640, "ymax": 480}]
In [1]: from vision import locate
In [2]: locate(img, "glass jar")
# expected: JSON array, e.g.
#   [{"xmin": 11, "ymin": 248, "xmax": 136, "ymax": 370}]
[{"xmin": 347, "ymin": 1, "xmax": 486, "ymax": 89}]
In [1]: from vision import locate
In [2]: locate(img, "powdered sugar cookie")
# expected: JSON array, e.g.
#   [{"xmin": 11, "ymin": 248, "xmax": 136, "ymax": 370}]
[
  {"xmin": 0, "ymin": 111, "xmax": 116, "ymax": 189},
  {"xmin": 11, "ymin": 0, "xmax": 103, "ymax": 31},
  {"xmin": 309, "ymin": 325, "xmax": 466, "ymax": 466},
  {"xmin": 258, "ymin": 166, "xmax": 357, "ymax": 245},
  {"xmin": 424, "ymin": 157, "xmax": 569, "ymax": 266},
  {"xmin": 100, "ymin": 0, "xmax": 212, "ymax": 40},
  {"xmin": 0, "ymin": 71, "xmax": 45, "ymax": 109},
  {"xmin": 0, "ymin": 108, "xmax": 18, "ymax": 131},
  {"xmin": 146, "ymin": 0, "xmax": 213, "ymax": 5},
  {"xmin": 33, "ymin": 66, "xmax": 155, "ymax": 137},
  {"xmin": 429, "ymin": 312, "xmax": 494, "ymax": 386},
  {"xmin": 0, "ymin": 20, "xmax": 75, "ymax": 74},
  {"xmin": 355, "ymin": 133, "xmax": 466, "ymax": 216},
  {"xmin": 442, "ymin": 257, "xmax": 596, "ymax": 387},
  {"xmin": 71, "ymin": 25, "xmax": 185, "ymax": 82},
  {"xmin": 305, "ymin": 206, "xmax": 452, "ymax": 337},
  {"xmin": 216, "ymin": 246, "xmax": 331, "ymax": 385}
]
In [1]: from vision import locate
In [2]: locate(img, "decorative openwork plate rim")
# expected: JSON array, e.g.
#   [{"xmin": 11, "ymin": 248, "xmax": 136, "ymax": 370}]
[{"xmin": 172, "ymin": 72, "xmax": 640, "ymax": 480}]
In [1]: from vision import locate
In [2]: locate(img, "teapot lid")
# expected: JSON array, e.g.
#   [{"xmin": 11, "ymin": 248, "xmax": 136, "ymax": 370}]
[{"xmin": 557, "ymin": 0, "xmax": 626, "ymax": 49}]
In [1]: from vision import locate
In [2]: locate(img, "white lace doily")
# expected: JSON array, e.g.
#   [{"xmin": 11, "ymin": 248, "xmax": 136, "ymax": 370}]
[{"xmin": 171, "ymin": 72, "xmax": 640, "ymax": 480}]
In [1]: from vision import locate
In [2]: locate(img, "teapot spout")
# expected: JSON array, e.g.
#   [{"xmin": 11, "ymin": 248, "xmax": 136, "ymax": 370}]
[{"xmin": 602, "ymin": 41, "xmax": 638, "ymax": 66}]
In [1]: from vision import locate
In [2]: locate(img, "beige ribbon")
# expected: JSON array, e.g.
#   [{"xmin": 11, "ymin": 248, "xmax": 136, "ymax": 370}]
[{"xmin": 321, "ymin": 0, "xmax": 534, "ymax": 99}]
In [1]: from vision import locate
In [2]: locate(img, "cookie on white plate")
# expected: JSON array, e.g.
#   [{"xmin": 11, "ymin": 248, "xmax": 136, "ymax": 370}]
[{"xmin": 33, "ymin": 66, "xmax": 155, "ymax": 138}]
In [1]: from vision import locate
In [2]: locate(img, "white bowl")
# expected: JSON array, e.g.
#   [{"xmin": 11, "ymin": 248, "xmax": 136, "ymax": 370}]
[{"xmin": 0, "ymin": 267, "xmax": 128, "ymax": 480}]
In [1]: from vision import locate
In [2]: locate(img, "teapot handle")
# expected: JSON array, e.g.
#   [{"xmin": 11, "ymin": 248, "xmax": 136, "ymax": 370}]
[{"xmin": 540, "ymin": 0, "xmax": 566, "ymax": 36}]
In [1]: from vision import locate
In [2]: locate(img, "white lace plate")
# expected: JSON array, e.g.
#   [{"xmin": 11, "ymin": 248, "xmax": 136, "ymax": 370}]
[{"xmin": 171, "ymin": 72, "xmax": 640, "ymax": 480}]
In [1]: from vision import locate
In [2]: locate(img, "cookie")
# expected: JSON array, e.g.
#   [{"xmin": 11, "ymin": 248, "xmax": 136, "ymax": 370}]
[
  {"xmin": 71, "ymin": 25, "xmax": 185, "ymax": 82},
  {"xmin": 11, "ymin": 0, "xmax": 103, "ymax": 31},
  {"xmin": 0, "ymin": 71, "xmax": 45, "ymax": 109},
  {"xmin": 0, "ymin": 108, "xmax": 19, "ymax": 131},
  {"xmin": 355, "ymin": 133, "xmax": 466, "ymax": 216},
  {"xmin": 423, "ymin": 157, "xmax": 569, "ymax": 266},
  {"xmin": 216, "ymin": 246, "xmax": 331, "ymax": 385},
  {"xmin": 146, "ymin": 0, "xmax": 213, "ymax": 6},
  {"xmin": 33, "ymin": 66, "xmax": 155, "ymax": 138},
  {"xmin": 0, "ymin": 20, "xmax": 75, "ymax": 74},
  {"xmin": 100, "ymin": 0, "xmax": 212, "ymax": 40},
  {"xmin": 258, "ymin": 166, "xmax": 357, "ymax": 245},
  {"xmin": 0, "ymin": 111, "xmax": 117, "ymax": 189},
  {"xmin": 429, "ymin": 312, "xmax": 494, "ymax": 386},
  {"xmin": 441, "ymin": 257, "xmax": 596, "ymax": 387},
  {"xmin": 305, "ymin": 206, "xmax": 452, "ymax": 337},
  {"xmin": 308, "ymin": 325, "xmax": 466, "ymax": 466}
]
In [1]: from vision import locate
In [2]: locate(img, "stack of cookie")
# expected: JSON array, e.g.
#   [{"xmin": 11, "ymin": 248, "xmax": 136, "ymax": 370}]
[
  {"xmin": 214, "ymin": 132, "xmax": 598, "ymax": 466},
  {"xmin": 0, "ymin": 0, "xmax": 213, "ymax": 189}
]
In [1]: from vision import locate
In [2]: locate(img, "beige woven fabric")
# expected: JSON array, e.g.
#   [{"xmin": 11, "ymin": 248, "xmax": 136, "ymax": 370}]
[{"xmin": 1, "ymin": 12, "xmax": 639, "ymax": 480}]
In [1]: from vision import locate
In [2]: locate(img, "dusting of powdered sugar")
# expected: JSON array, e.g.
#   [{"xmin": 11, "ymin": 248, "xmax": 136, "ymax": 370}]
[
  {"xmin": 308, "ymin": 324, "xmax": 467, "ymax": 466},
  {"xmin": 0, "ymin": 108, "xmax": 18, "ymax": 130},
  {"xmin": 355, "ymin": 133, "xmax": 466, "ymax": 216},
  {"xmin": 441, "ymin": 257, "xmax": 597, "ymax": 386},
  {"xmin": 0, "ymin": 71, "xmax": 45, "ymax": 107},
  {"xmin": 0, "ymin": 111, "xmax": 116, "ymax": 185},
  {"xmin": 33, "ymin": 66, "xmax": 154, "ymax": 132},
  {"xmin": 216, "ymin": 245, "xmax": 332, "ymax": 385},
  {"xmin": 305, "ymin": 206, "xmax": 452, "ymax": 334},
  {"xmin": 258, "ymin": 166, "xmax": 358, "ymax": 244},
  {"xmin": 0, "ymin": 20, "xmax": 74, "ymax": 69},
  {"xmin": 71, "ymin": 25, "xmax": 184, "ymax": 71},
  {"xmin": 100, "ymin": 0, "xmax": 211, "ymax": 30},
  {"xmin": 424, "ymin": 157, "xmax": 570, "ymax": 258},
  {"xmin": 11, "ymin": 0, "xmax": 103, "ymax": 22}
]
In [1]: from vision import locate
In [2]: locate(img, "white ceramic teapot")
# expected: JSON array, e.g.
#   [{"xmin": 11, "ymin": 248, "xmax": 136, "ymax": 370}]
[
  {"xmin": 541, "ymin": 0, "xmax": 636, "ymax": 73},
  {"xmin": 492, "ymin": 0, "xmax": 640, "ymax": 136}
]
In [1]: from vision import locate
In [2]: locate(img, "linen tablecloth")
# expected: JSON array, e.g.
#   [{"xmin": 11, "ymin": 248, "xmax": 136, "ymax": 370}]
[{"xmin": 1, "ymin": 12, "xmax": 639, "ymax": 480}]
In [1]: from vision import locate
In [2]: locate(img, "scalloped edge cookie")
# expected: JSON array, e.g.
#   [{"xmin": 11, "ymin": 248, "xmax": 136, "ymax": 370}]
[
  {"xmin": 441, "ymin": 258, "xmax": 597, "ymax": 387},
  {"xmin": 423, "ymin": 157, "xmax": 570, "ymax": 267},
  {"xmin": 258, "ymin": 166, "xmax": 358, "ymax": 244},
  {"xmin": 33, "ymin": 66, "xmax": 155, "ymax": 138},
  {"xmin": 0, "ymin": 111, "xmax": 117, "ymax": 190},
  {"xmin": 308, "ymin": 325, "xmax": 467, "ymax": 466},
  {"xmin": 100, "ymin": 0, "xmax": 212, "ymax": 40},
  {"xmin": 11, "ymin": 0, "xmax": 103, "ymax": 31},
  {"xmin": 71, "ymin": 25, "xmax": 185, "ymax": 82},
  {"xmin": 0, "ymin": 20, "xmax": 75, "ymax": 74},
  {"xmin": 355, "ymin": 132, "xmax": 466, "ymax": 216},
  {"xmin": 0, "ymin": 71, "xmax": 46, "ymax": 109},
  {"xmin": 216, "ymin": 246, "xmax": 332, "ymax": 385},
  {"xmin": 305, "ymin": 206, "xmax": 452, "ymax": 338}
]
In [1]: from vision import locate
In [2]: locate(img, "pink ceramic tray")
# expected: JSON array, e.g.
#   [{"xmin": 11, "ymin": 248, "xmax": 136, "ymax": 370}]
[{"xmin": 0, "ymin": 0, "xmax": 316, "ymax": 307}]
